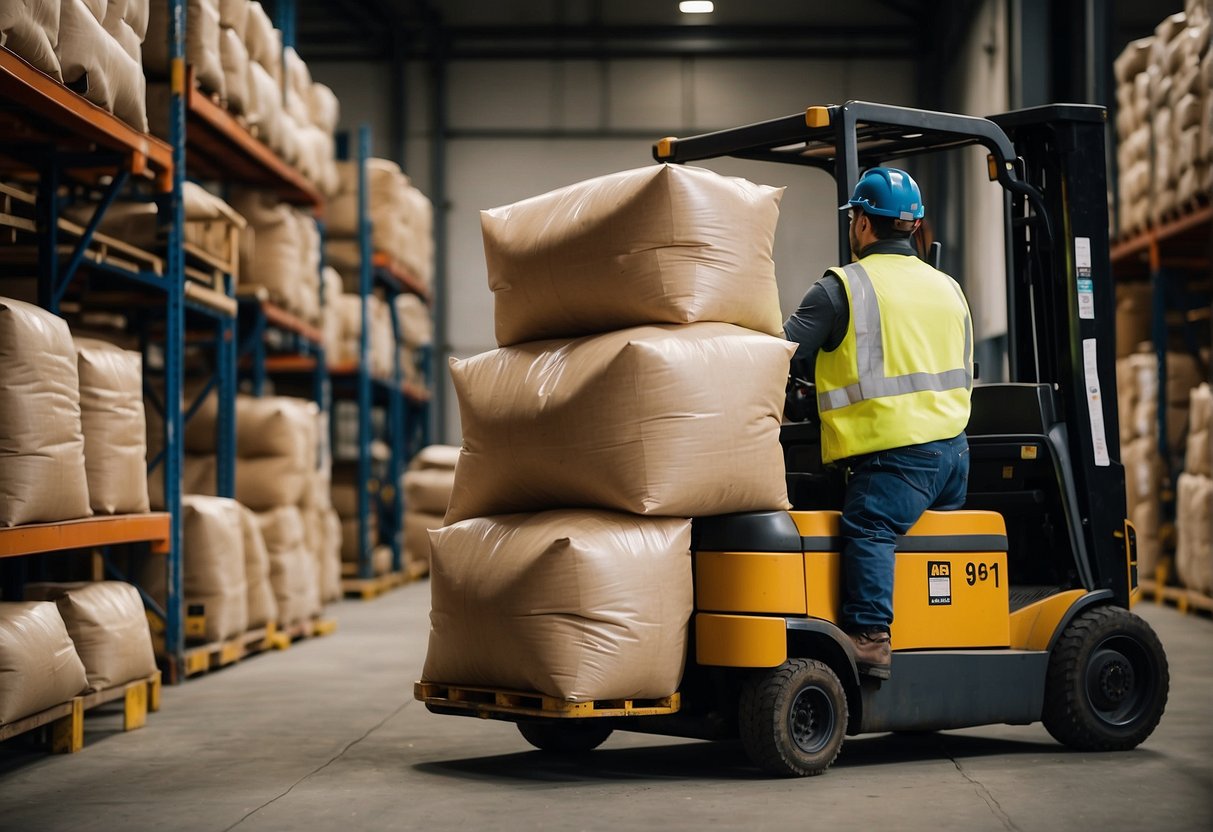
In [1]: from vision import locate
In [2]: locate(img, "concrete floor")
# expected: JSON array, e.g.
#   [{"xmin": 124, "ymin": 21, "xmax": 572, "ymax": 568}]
[{"xmin": 0, "ymin": 583, "xmax": 1209, "ymax": 832}]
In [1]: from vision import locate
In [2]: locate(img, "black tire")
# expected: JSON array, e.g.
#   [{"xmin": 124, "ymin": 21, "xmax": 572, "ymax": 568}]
[
  {"xmin": 516, "ymin": 720, "xmax": 613, "ymax": 753},
  {"xmin": 738, "ymin": 659, "xmax": 848, "ymax": 777},
  {"xmin": 1042, "ymin": 606, "xmax": 1169, "ymax": 751}
]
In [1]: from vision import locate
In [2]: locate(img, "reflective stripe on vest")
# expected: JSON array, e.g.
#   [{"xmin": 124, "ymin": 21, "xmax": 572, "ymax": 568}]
[{"xmin": 817, "ymin": 263, "xmax": 972, "ymax": 413}]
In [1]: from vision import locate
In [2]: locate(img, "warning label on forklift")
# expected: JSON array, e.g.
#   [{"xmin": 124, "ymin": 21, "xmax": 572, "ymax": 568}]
[
  {"xmin": 928, "ymin": 561, "xmax": 952, "ymax": 605},
  {"xmin": 1083, "ymin": 339, "xmax": 1111, "ymax": 467},
  {"xmin": 1076, "ymin": 238, "xmax": 1094, "ymax": 319}
]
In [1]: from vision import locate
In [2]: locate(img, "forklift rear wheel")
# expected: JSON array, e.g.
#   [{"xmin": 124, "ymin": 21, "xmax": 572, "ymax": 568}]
[
  {"xmin": 1042, "ymin": 606, "xmax": 1169, "ymax": 751},
  {"xmin": 517, "ymin": 720, "xmax": 614, "ymax": 753},
  {"xmin": 739, "ymin": 658, "xmax": 847, "ymax": 777}
]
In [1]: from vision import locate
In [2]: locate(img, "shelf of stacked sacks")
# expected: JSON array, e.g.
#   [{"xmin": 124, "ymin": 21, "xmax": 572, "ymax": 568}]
[
  {"xmin": 1113, "ymin": 3, "xmax": 1211, "ymax": 241},
  {"xmin": 1117, "ymin": 345, "xmax": 1202, "ymax": 586},
  {"xmin": 143, "ymin": 0, "xmax": 339, "ymax": 208},
  {"xmin": 419, "ymin": 164, "xmax": 794, "ymax": 704},
  {"xmin": 326, "ymin": 157, "xmax": 434, "ymax": 301},
  {"xmin": 1172, "ymin": 383, "xmax": 1213, "ymax": 611},
  {"xmin": 142, "ymin": 389, "xmax": 340, "ymax": 676},
  {"xmin": 1, "ymin": 0, "xmax": 155, "ymax": 137},
  {"xmin": 1, "ymin": 299, "xmax": 166, "ymax": 748}
]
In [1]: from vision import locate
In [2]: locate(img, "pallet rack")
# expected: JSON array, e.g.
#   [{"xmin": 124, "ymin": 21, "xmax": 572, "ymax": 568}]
[
  {"xmin": 0, "ymin": 29, "xmax": 213, "ymax": 685},
  {"xmin": 334, "ymin": 126, "xmax": 432, "ymax": 594},
  {"xmin": 1111, "ymin": 199, "xmax": 1213, "ymax": 600},
  {"xmin": 1, "ymin": 0, "xmax": 334, "ymax": 682}
]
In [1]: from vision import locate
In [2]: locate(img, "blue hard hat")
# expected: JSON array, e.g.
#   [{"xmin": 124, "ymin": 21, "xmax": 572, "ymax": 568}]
[{"xmin": 841, "ymin": 167, "xmax": 925, "ymax": 221}]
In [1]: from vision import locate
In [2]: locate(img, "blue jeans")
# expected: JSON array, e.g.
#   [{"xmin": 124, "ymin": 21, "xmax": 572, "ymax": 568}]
[{"xmin": 839, "ymin": 433, "xmax": 970, "ymax": 633}]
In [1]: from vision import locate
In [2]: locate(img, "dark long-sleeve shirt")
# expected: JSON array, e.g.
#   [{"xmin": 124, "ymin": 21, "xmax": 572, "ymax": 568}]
[{"xmin": 783, "ymin": 238, "xmax": 921, "ymax": 374}]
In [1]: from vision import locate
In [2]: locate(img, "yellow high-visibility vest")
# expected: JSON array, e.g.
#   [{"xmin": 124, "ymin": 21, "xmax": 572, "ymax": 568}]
[{"xmin": 815, "ymin": 254, "xmax": 972, "ymax": 464}]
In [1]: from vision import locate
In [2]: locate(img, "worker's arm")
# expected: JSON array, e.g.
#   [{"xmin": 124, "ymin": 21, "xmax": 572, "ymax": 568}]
[{"xmin": 782, "ymin": 274, "xmax": 849, "ymax": 373}]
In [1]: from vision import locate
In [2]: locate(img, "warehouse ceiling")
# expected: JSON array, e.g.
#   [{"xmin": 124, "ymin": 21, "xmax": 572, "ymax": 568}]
[
  {"xmin": 296, "ymin": 0, "xmax": 935, "ymax": 61},
  {"xmin": 296, "ymin": 0, "xmax": 1183, "ymax": 64}
]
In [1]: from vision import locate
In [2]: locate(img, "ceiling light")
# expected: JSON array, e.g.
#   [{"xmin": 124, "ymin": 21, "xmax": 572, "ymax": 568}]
[{"xmin": 680, "ymin": 1, "xmax": 714, "ymax": 13}]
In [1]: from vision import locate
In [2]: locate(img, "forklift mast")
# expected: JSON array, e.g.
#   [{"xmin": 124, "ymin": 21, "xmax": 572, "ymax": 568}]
[{"xmin": 654, "ymin": 101, "xmax": 1131, "ymax": 606}]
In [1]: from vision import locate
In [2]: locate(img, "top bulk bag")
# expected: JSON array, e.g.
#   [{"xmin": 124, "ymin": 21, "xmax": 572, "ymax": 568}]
[
  {"xmin": 445, "ymin": 322, "xmax": 793, "ymax": 523},
  {"xmin": 481, "ymin": 164, "xmax": 784, "ymax": 346}
]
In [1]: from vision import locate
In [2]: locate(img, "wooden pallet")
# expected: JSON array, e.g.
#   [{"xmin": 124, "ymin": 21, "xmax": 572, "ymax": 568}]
[
  {"xmin": 1139, "ymin": 579, "xmax": 1213, "ymax": 617},
  {"xmin": 414, "ymin": 682, "xmax": 681, "ymax": 720},
  {"xmin": 0, "ymin": 672, "xmax": 161, "ymax": 753},
  {"xmin": 182, "ymin": 624, "xmax": 279, "ymax": 677},
  {"xmin": 280, "ymin": 616, "xmax": 339, "ymax": 642},
  {"xmin": 341, "ymin": 569, "xmax": 410, "ymax": 600}
]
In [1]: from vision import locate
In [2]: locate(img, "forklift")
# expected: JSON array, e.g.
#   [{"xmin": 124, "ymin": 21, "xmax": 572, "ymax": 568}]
[{"xmin": 415, "ymin": 101, "xmax": 1169, "ymax": 777}]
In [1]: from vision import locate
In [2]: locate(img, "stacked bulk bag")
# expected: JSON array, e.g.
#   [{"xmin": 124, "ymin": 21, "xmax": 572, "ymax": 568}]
[
  {"xmin": 482, "ymin": 163, "xmax": 784, "ymax": 345},
  {"xmin": 75, "ymin": 338, "xmax": 150, "ymax": 515},
  {"xmin": 0, "ymin": 602, "xmax": 88, "ymax": 725},
  {"xmin": 425, "ymin": 511, "xmax": 693, "ymax": 702},
  {"xmin": 0, "ymin": 297, "xmax": 92, "ymax": 527},
  {"xmin": 445, "ymin": 323, "xmax": 793, "ymax": 523},
  {"xmin": 23, "ymin": 582, "xmax": 157, "ymax": 692},
  {"xmin": 426, "ymin": 165, "xmax": 791, "ymax": 702}
]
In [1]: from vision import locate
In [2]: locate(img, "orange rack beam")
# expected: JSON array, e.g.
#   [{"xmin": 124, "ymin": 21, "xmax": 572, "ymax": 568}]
[
  {"xmin": 372, "ymin": 252, "xmax": 431, "ymax": 301},
  {"xmin": 1110, "ymin": 203, "xmax": 1212, "ymax": 269},
  {"xmin": 260, "ymin": 299, "xmax": 323, "ymax": 344},
  {"xmin": 0, "ymin": 47, "xmax": 172, "ymax": 189},
  {"xmin": 259, "ymin": 354, "xmax": 319, "ymax": 373},
  {"xmin": 0, "ymin": 513, "xmax": 171, "ymax": 559},
  {"xmin": 183, "ymin": 68, "xmax": 322, "ymax": 210}
]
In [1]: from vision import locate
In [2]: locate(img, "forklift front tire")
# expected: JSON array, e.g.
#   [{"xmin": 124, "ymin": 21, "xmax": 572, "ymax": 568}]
[
  {"xmin": 1042, "ymin": 606, "xmax": 1169, "ymax": 751},
  {"xmin": 739, "ymin": 658, "xmax": 848, "ymax": 777},
  {"xmin": 517, "ymin": 720, "xmax": 614, "ymax": 753}
]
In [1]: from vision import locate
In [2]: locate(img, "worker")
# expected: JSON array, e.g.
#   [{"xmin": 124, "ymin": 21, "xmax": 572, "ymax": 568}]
[{"xmin": 783, "ymin": 167, "xmax": 972, "ymax": 680}]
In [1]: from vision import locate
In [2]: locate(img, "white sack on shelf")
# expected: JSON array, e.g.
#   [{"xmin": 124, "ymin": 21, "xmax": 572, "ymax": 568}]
[
  {"xmin": 321, "ymin": 508, "xmax": 343, "ymax": 602},
  {"xmin": 1187, "ymin": 383, "xmax": 1212, "ymax": 477},
  {"xmin": 0, "ymin": 0, "xmax": 64, "ymax": 81},
  {"xmin": 482, "ymin": 164, "xmax": 785, "ymax": 346},
  {"xmin": 395, "ymin": 293, "xmax": 432, "ymax": 348},
  {"xmin": 0, "ymin": 602, "xmax": 88, "ymax": 725},
  {"xmin": 218, "ymin": 0, "xmax": 247, "ymax": 37},
  {"xmin": 424, "ymin": 510, "xmax": 693, "ymax": 702},
  {"xmin": 1175, "ymin": 472, "xmax": 1213, "ymax": 594},
  {"xmin": 409, "ymin": 444, "xmax": 460, "ymax": 472},
  {"xmin": 308, "ymin": 82, "xmax": 339, "ymax": 133},
  {"xmin": 0, "ymin": 297, "xmax": 92, "ymax": 527},
  {"xmin": 446, "ymin": 323, "xmax": 794, "ymax": 523},
  {"xmin": 219, "ymin": 25, "xmax": 248, "ymax": 114},
  {"xmin": 181, "ymin": 495, "xmax": 249, "ymax": 642},
  {"xmin": 23, "ymin": 581, "xmax": 156, "ymax": 692},
  {"xmin": 257, "ymin": 505, "xmax": 321, "ymax": 627},
  {"xmin": 239, "ymin": 504, "xmax": 278, "ymax": 630},
  {"xmin": 403, "ymin": 467, "xmax": 454, "ymax": 516},
  {"xmin": 145, "ymin": 0, "xmax": 224, "ymax": 99},
  {"xmin": 58, "ymin": 0, "xmax": 148, "ymax": 131},
  {"xmin": 403, "ymin": 509, "xmax": 442, "ymax": 576},
  {"xmin": 75, "ymin": 338, "xmax": 150, "ymax": 515}
]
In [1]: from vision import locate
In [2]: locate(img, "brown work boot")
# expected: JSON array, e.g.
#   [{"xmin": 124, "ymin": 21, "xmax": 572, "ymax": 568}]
[{"xmin": 849, "ymin": 631, "xmax": 892, "ymax": 680}]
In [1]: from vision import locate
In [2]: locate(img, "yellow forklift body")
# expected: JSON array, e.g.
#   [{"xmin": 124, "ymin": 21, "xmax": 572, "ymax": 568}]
[
  {"xmin": 695, "ymin": 614, "xmax": 788, "ymax": 667},
  {"xmin": 694, "ymin": 509, "xmax": 1013, "ymax": 666}
]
